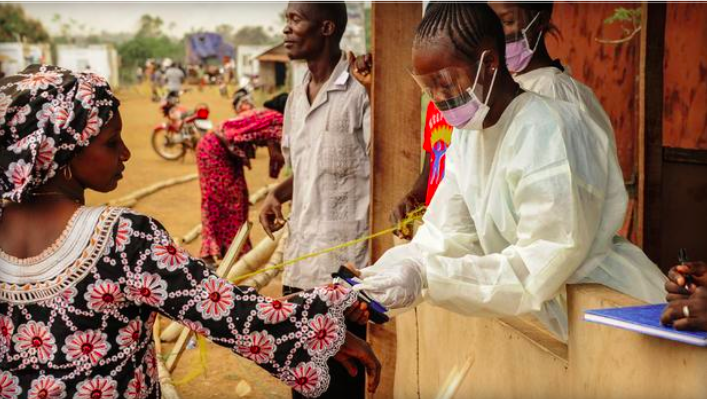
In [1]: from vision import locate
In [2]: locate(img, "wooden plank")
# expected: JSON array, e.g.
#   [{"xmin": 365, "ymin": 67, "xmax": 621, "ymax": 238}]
[
  {"xmin": 369, "ymin": 3, "xmax": 422, "ymax": 399},
  {"xmin": 165, "ymin": 222, "xmax": 252, "ymax": 372},
  {"xmin": 636, "ymin": 3, "xmax": 666, "ymax": 261},
  {"xmin": 663, "ymin": 147, "xmax": 707, "ymax": 165},
  {"xmin": 662, "ymin": 3, "xmax": 707, "ymax": 149}
]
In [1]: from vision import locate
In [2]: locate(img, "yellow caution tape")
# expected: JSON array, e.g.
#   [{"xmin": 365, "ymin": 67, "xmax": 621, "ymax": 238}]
[
  {"xmin": 172, "ymin": 334, "xmax": 209, "ymax": 386},
  {"xmin": 229, "ymin": 206, "xmax": 426, "ymax": 283},
  {"xmin": 170, "ymin": 206, "xmax": 426, "ymax": 386}
]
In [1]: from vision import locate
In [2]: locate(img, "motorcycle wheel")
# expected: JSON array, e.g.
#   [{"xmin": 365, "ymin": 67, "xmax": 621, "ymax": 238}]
[{"xmin": 151, "ymin": 128, "xmax": 185, "ymax": 161}]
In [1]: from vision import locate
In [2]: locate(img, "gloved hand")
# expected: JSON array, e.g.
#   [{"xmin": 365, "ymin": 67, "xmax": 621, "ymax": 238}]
[{"xmin": 353, "ymin": 260, "xmax": 424, "ymax": 309}]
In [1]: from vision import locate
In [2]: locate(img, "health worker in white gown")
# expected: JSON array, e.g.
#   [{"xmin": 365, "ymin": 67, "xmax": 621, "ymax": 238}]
[
  {"xmin": 490, "ymin": 2, "xmax": 614, "ymax": 138},
  {"xmin": 355, "ymin": 3, "xmax": 666, "ymax": 341}
]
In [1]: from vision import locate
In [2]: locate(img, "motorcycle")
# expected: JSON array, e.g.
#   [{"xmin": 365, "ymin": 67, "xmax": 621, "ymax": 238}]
[{"xmin": 151, "ymin": 97, "xmax": 213, "ymax": 161}]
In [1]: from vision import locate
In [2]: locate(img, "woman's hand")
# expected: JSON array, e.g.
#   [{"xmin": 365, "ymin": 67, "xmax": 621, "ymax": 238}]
[
  {"xmin": 333, "ymin": 331, "xmax": 381, "ymax": 394},
  {"xmin": 258, "ymin": 193, "xmax": 285, "ymax": 240},
  {"xmin": 666, "ymin": 261, "xmax": 707, "ymax": 301},
  {"xmin": 345, "ymin": 301, "xmax": 370, "ymax": 325},
  {"xmin": 661, "ymin": 287, "xmax": 707, "ymax": 331},
  {"xmin": 348, "ymin": 51, "xmax": 373, "ymax": 94}
]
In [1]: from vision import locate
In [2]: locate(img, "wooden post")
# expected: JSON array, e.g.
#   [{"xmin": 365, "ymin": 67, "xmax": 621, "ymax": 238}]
[
  {"xmin": 636, "ymin": 3, "xmax": 666, "ymax": 264},
  {"xmin": 369, "ymin": 3, "xmax": 422, "ymax": 398}
]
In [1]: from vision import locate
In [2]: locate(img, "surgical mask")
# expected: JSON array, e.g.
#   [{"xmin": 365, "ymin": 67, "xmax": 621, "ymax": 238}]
[
  {"xmin": 410, "ymin": 50, "xmax": 497, "ymax": 130},
  {"xmin": 505, "ymin": 12, "xmax": 543, "ymax": 73}
]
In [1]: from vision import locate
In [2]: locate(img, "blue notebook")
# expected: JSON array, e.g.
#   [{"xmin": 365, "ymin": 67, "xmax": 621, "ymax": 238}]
[{"xmin": 584, "ymin": 304, "xmax": 707, "ymax": 347}]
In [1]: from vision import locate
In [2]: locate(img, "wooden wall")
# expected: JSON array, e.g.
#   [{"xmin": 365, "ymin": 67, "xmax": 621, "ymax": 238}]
[
  {"xmin": 547, "ymin": 3, "xmax": 641, "ymax": 182},
  {"xmin": 657, "ymin": 3, "xmax": 707, "ymax": 269},
  {"xmin": 663, "ymin": 3, "xmax": 707, "ymax": 149},
  {"xmin": 393, "ymin": 285, "xmax": 707, "ymax": 399}
]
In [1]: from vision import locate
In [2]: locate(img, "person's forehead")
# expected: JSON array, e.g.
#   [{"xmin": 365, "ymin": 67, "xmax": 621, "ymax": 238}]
[
  {"xmin": 412, "ymin": 38, "xmax": 474, "ymax": 75},
  {"xmin": 287, "ymin": 2, "xmax": 315, "ymax": 18}
]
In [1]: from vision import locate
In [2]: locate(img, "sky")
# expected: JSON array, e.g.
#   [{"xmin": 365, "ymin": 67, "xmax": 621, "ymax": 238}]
[{"xmin": 20, "ymin": 2, "xmax": 288, "ymax": 38}]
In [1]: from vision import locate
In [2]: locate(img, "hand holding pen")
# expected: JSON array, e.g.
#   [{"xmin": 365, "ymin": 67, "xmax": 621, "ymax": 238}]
[{"xmin": 665, "ymin": 248, "xmax": 707, "ymax": 302}]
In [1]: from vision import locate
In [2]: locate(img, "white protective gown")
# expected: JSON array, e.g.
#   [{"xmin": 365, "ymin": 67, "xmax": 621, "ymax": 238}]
[
  {"xmin": 362, "ymin": 92, "xmax": 666, "ymax": 341},
  {"xmin": 514, "ymin": 65, "xmax": 614, "ymax": 141}
]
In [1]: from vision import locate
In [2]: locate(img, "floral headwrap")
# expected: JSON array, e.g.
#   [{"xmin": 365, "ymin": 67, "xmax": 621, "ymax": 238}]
[{"xmin": 0, "ymin": 64, "xmax": 119, "ymax": 205}]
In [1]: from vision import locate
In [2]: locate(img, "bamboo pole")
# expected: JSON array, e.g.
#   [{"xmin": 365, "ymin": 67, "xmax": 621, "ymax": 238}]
[
  {"xmin": 240, "ymin": 229, "xmax": 288, "ymax": 290},
  {"xmin": 180, "ymin": 223, "xmax": 202, "ymax": 245},
  {"xmin": 227, "ymin": 228, "xmax": 284, "ymax": 283},
  {"xmin": 153, "ymin": 315, "xmax": 182, "ymax": 399},
  {"xmin": 248, "ymin": 182, "xmax": 279, "ymax": 205},
  {"xmin": 102, "ymin": 173, "xmax": 199, "ymax": 207},
  {"xmin": 164, "ymin": 222, "xmax": 252, "ymax": 373},
  {"xmin": 160, "ymin": 320, "xmax": 186, "ymax": 343}
]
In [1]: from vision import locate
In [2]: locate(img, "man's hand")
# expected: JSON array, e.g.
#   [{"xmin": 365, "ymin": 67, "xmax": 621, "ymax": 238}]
[
  {"xmin": 666, "ymin": 261, "xmax": 707, "ymax": 302},
  {"xmin": 267, "ymin": 142, "xmax": 285, "ymax": 179},
  {"xmin": 661, "ymin": 286, "xmax": 707, "ymax": 331},
  {"xmin": 391, "ymin": 191, "xmax": 424, "ymax": 240},
  {"xmin": 333, "ymin": 331, "xmax": 381, "ymax": 394},
  {"xmin": 258, "ymin": 193, "xmax": 285, "ymax": 240},
  {"xmin": 348, "ymin": 51, "xmax": 372, "ymax": 94}
]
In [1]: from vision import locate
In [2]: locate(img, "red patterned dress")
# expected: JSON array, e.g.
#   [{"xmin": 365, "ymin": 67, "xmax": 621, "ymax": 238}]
[
  {"xmin": 196, "ymin": 109, "xmax": 283, "ymax": 259},
  {"xmin": 0, "ymin": 206, "xmax": 355, "ymax": 398}
]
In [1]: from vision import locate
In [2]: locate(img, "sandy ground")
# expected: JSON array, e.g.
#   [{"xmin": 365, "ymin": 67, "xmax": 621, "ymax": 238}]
[{"xmin": 86, "ymin": 84, "xmax": 290, "ymax": 399}]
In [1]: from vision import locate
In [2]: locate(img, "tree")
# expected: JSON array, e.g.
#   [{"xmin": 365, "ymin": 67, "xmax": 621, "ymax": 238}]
[
  {"xmin": 136, "ymin": 14, "xmax": 164, "ymax": 38},
  {"xmin": 215, "ymin": 24, "xmax": 234, "ymax": 40},
  {"xmin": 0, "ymin": 4, "xmax": 50, "ymax": 43},
  {"xmin": 117, "ymin": 15, "xmax": 185, "ymax": 84},
  {"xmin": 232, "ymin": 26, "xmax": 276, "ymax": 46}
]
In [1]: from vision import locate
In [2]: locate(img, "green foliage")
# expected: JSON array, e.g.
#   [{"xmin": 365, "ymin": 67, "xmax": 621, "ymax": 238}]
[
  {"xmin": 603, "ymin": 7, "xmax": 641, "ymax": 27},
  {"xmin": 215, "ymin": 24, "xmax": 234, "ymax": 40},
  {"xmin": 0, "ymin": 4, "xmax": 50, "ymax": 43},
  {"xmin": 117, "ymin": 14, "xmax": 185, "ymax": 84},
  {"xmin": 136, "ymin": 15, "xmax": 164, "ymax": 38},
  {"xmin": 597, "ymin": 7, "xmax": 641, "ymax": 45}
]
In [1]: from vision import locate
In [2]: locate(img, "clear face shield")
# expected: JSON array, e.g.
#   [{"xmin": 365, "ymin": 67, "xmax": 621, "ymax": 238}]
[{"xmin": 409, "ymin": 50, "xmax": 497, "ymax": 129}]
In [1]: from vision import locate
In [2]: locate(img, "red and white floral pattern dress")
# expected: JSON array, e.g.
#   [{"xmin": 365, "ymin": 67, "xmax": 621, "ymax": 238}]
[{"xmin": 0, "ymin": 206, "xmax": 355, "ymax": 398}]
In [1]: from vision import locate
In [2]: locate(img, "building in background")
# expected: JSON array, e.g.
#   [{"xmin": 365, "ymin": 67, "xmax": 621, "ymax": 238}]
[
  {"xmin": 236, "ymin": 44, "xmax": 269, "ymax": 85},
  {"xmin": 56, "ymin": 44, "xmax": 120, "ymax": 87},
  {"xmin": 0, "ymin": 42, "xmax": 52, "ymax": 76},
  {"xmin": 255, "ymin": 43, "xmax": 288, "ymax": 92}
]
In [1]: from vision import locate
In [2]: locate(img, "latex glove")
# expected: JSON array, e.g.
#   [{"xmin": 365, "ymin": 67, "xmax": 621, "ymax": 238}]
[{"xmin": 353, "ymin": 260, "xmax": 423, "ymax": 309}]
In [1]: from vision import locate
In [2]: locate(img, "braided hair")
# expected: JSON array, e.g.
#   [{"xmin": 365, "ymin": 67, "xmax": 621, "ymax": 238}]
[{"xmin": 414, "ymin": 3, "xmax": 507, "ymax": 64}]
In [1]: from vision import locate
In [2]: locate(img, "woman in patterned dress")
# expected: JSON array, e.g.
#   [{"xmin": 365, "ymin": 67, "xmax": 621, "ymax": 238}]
[
  {"xmin": 0, "ymin": 65, "xmax": 380, "ymax": 399},
  {"xmin": 196, "ymin": 92, "xmax": 285, "ymax": 264}
]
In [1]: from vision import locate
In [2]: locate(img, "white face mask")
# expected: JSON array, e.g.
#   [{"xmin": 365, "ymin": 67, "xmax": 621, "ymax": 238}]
[{"xmin": 455, "ymin": 50, "xmax": 497, "ymax": 131}]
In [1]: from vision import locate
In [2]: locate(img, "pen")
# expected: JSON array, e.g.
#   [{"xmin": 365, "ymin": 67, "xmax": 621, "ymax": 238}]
[{"xmin": 678, "ymin": 248, "xmax": 692, "ymax": 291}]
